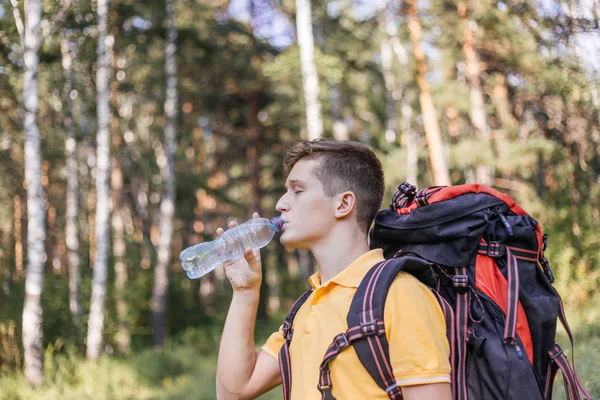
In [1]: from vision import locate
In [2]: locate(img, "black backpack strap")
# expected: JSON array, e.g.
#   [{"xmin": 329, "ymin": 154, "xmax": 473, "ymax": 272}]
[
  {"xmin": 345, "ymin": 256, "xmax": 434, "ymax": 399},
  {"xmin": 316, "ymin": 259, "xmax": 395, "ymax": 400},
  {"xmin": 453, "ymin": 266, "xmax": 469, "ymax": 400},
  {"xmin": 543, "ymin": 291, "xmax": 592, "ymax": 400},
  {"xmin": 278, "ymin": 288, "xmax": 312, "ymax": 400}
]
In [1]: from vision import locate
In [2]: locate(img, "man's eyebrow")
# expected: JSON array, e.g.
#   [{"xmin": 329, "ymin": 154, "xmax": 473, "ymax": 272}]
[{"xmin": 287, "ymin": 179, "xmax": 306, "ymax": 187}]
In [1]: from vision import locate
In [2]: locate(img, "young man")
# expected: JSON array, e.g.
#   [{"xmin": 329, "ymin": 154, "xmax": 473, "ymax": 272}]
[{"xmin": 216, "ymin": 139, "xmax": 451, "ymax": 400}]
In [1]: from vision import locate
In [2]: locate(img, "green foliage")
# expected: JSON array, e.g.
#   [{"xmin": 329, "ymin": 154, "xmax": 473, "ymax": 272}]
[
  {"xmin": 0, "ymin": 321, "xmax": 285, "ymax": 400},
  {"xmin": 0, "ymin": 0, "xmax": 599, "ymax": 394}
]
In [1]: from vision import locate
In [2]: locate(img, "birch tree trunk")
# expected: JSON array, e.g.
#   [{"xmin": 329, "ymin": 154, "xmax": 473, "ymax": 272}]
[
  {"xmin": 295, "ymin": 0, "xmax": 323, "ymax": 140},
  {"xmin": 61, "ymin": 26, "xmax": 83, "ymax": 343},
  {"xmin": 380, "ymin": 35, "xmax": 398, "ymax": 144},
  {"xmin": 87, "ymin": 0, "xmax": 112, "ymax": 360},
  {"xmin": 151, "ymin": 0, "xmax": 178, "ymax": 348},
  {"xmin": 405, "ymin": 0, "xmax": 451, "ymax": 186},
  {"xmin": 19, "ymin": 0, "xmax": 46, "ymax": 386},
  {"xmin": 378, "ymin": 0, "xmax": 405, "ymax": 144},
  {"xmin": 107, "ymin": 11, "xmax": 130, "ymax": 353},
  {"xmin": 458, "ymin": 2, "xmax": 493, "ymax": 185}
]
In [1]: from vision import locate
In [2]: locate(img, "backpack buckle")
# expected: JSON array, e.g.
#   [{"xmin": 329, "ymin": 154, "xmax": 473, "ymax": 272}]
[
  {"xmin": 540, "ymin": 257, "xmax": 555, "ymax": 283},
  {"xmin": 397, "ymin": 182, "xmax": 416, "ymax": 196},
  {"xmin": 391, "ymin": 183, "xmax": 417, "ymax": 211},
  {"xmin": 360, "ymin": 320, "xmax": 380, "ymax": 337},
  {"xmin": 453, "ymin": 274, "xmax": 469, "ymax": 294},
  {"xmin": 486, "ymin": 241, "xmax": 505, "ymax": 258},
  {"xmin": 282, "ymin": 321, "xmax": 293, "ymax": 340},
  {"xmin": 333, "ymin": 333, "xmax": 349, "ymax": 352}
]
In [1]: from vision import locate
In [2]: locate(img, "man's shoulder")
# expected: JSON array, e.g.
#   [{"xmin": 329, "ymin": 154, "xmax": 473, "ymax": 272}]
[{"xmin": 384, "ymin": 271, "xmax": 439, "ymax": 309}]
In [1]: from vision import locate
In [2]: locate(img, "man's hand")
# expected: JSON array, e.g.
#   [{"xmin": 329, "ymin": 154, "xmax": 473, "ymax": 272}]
[
  {"xmin": 215, "ymin": 212, "xmax": 282, "ymax": 399},
  {"xmin": 216, "ymin": 212, "xmax": 263, "ymax": 292}
]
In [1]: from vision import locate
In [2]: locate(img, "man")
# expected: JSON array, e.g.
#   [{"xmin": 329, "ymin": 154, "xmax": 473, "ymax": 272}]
[{"xmin": 216, "ymin": 139, "xmax": 451, "ymax": 399}]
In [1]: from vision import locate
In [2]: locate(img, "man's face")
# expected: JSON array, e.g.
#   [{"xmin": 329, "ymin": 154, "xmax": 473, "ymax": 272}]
[{"xmin": 275, "ymin": 158, "xmax": 337, "ymax": 249}]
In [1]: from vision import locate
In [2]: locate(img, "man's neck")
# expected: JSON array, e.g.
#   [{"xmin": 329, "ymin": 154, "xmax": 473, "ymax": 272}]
[{"xmin": 309, "ymin": 223, "xmax": 371, "ymax": 284}]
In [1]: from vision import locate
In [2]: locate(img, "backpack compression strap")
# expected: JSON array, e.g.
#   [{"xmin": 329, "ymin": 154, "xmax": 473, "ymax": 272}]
[{"xmin": 279, "ymin": 288, "xmax": 313, "ymax": 400}]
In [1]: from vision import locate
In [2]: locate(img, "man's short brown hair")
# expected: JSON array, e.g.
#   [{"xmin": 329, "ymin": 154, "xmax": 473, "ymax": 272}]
[{"xmin": 284, "ymin": 139, "xmax": 385, "ymax": 233}]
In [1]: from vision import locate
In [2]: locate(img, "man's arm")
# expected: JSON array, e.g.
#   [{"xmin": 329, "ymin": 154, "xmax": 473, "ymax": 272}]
[
  {"xmin": 215, "ymin": 215, "xmax": 282, "ymax": 399},
  {"xmin": 216, "ymin": 288, "xmax": 281, "ymax": 399},
  {"xmin": 402, "ymin": 382, "xmax": 452, "ymax": 400}
]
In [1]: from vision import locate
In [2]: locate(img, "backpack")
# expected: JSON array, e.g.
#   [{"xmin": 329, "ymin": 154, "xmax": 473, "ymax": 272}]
[{"xmin": 278, "ymin": 183, "xmax": 592, "ymax": 400}]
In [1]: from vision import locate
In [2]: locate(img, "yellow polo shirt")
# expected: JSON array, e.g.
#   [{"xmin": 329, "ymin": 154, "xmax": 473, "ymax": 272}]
[{"xmin": 261, "ymin": 249, "xmax": 450, "ymax": 399}]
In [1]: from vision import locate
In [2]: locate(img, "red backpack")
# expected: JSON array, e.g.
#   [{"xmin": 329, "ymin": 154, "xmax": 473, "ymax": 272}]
[{"xmin": 278, "ymin": 183, "xmax": 592, "ymax": 400}]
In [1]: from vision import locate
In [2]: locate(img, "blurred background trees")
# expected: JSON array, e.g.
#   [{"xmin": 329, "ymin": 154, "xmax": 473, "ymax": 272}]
[{"xmin": 0, "ymin": 0, "xmax": 598, "ymax": 397}]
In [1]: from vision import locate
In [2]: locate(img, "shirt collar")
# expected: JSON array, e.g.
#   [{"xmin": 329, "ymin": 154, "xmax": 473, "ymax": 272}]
[{"xmin": 308, "ymin": 249, "xmax": 385, "ymax": 289}]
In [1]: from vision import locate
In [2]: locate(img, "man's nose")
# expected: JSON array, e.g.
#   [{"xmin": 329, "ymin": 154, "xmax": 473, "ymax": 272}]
[{"xmin": 276, "ymin": 193, "xmax": 289, "ymax": 213}]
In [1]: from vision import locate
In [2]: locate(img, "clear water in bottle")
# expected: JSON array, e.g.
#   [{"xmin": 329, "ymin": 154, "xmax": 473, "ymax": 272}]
[{"xmin": 180, "ymin": 216, "xmax": 283, "ymax": 279}]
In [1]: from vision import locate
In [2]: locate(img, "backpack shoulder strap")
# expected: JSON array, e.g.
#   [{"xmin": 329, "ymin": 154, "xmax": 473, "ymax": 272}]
[
  {"xmin": 278, "ymin": 288, "xmax": 312, "ymax": 400},
  {"xmin": 346, "ymin": 255, "xmax": 435, "ymax": 398}
]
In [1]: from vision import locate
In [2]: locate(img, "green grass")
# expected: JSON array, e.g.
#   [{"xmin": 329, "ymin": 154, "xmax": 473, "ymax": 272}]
[{"xmin": 1, "ymin": 313, "xmax": 598, "ymax": 399}]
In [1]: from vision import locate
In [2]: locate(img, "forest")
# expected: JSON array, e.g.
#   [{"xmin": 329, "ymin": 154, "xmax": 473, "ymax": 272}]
[{"xmin": 0, "ymin": 0, "xmax": 599, "ymax": 398}]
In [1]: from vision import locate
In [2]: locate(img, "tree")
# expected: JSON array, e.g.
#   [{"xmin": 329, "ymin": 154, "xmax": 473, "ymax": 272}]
[
  {"xmin": 458, "ymin": 1, "xmax": 493, "ymax": 185},
  {"xmin": 151, "ymin": 0, "xmax": 179, "ymax": 348},
  {"xmin": 11, "ymin": 0, "xmax": 46, "ymax": 386},
  {"xmin": 60, "ymin": 11, "xmax": 83, "ymax": 344},
  {"xmin": 405, "ymin": 0, "xmax": 451, "ymax": 185},
  {"xmin": 87, "ymin": 0, "xmax": 112, "ymax": 360},
  {"xmin": 295, "ymin": 0, "xmax": 323, "ymax": 140}
]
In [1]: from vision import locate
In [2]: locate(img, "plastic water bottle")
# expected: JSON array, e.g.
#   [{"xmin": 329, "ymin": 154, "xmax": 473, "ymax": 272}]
[{"xmin": 179, "ymin": 216, "xmax": 284, "ymax": 279}]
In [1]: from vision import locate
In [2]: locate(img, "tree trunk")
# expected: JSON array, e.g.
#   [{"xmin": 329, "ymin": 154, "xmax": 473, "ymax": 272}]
[
  {"xmin": 594, "ymin": 0, "xmax": 600, "ymax": 28},
  {"xmin": 329, "ymin": 86, "xmax": 349, "ymax": 140},
  {"xmin": 490, "ymin": 73, "xmax": 517, "ymax": 132},
  {"xmin": 405, "ymin": 0, "xmax": 451, "ymax": 186},
  {"xmin": 245, "ymin": 92, "xmax": 270, "ymax": 321},
  {"xmin": 14, "ymin": 194, "xmax": 24, "ymax": 279},
  {"xmin": 60, "ymin": 25, "xmax": 83, "ymax": 345},
  {"xmin": 298, "ymin": 249, "xmax": 313, "ymax": 285},
  {"xmin": 378, "ymin": 0, "xmax": 407, "ymax": 144},
  {"xmin": 20, "ymin": 0, "xmax": 46, "ymax": 386},
  {"xmin": 110, "ymin": 93, "xmax": 129, "ymax": 353},
  {"xmin": 459, "ymin": 5, "xmax": 487, "ymax": 136},
  {"xmin": 295, "ymin": 0, "xmax": 323, "ymax": 140},
  {"xmin": 87, "ymin": 0, "xmax": 112, "ymax": 360},
  {"xmin": 403, "ymin": 101, "xmax": 418, "ymax": 185},
  {"xmin": 380, "ymin": 35, "xmax": 398, "ymax": 144},
  {"xmin": 458, "ymin": 2, "xmax": 493, "ymax": 185},
  {"xmin": 151, "ymin": 0, "xmax": 178, "ymax": 348},
  {"xmin": 108, "ymin": 13, "xmax": 130, "ymax": 354},
  {"xmin": 111, "ymin": 162, "xmax": 130, "ymax": 352}
]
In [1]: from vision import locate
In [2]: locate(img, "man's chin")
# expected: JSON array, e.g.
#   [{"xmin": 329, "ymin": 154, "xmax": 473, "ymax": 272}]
[{"xmin": 279, "ymin": 235, "xmax": 303, "ymax": 249}]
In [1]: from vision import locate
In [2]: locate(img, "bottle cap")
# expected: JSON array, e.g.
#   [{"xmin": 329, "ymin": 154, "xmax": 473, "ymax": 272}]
[{"xmin": 271, "ymin": 216, "xmax": 284, "ymax": 232}]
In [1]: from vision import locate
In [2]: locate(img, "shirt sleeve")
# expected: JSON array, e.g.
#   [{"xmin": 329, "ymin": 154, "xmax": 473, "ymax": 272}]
[
  {"xmin": 384, "ymin": 273, "xmax": 451, "ymax": 387},
  {"xmin": 261, "ymin": 325, "xmax": 284, "ymax": 363}
]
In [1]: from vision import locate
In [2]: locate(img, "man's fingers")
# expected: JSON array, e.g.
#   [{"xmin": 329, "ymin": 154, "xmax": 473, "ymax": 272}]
[
  {"xmin": 252, "ymin": 212, "xmax": 260, "ymax": 219},
  {"xmin": 243, "ymin": 247, "xmax": 261, "ymax": 266},
  {"xmin": 216, "ymin": 227, "xmax": 224, "ymax": 237}
]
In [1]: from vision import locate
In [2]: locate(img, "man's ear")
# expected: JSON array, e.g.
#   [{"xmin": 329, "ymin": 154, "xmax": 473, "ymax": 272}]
[{"xmin": 334, "ymin": 191, "xmax": 356, "ymax": 219}]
